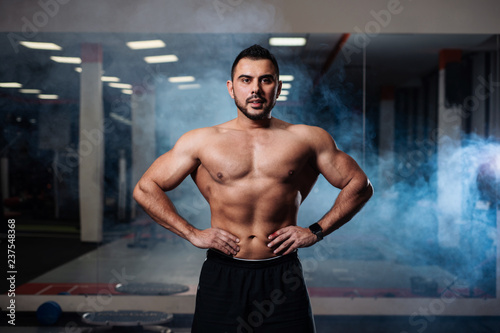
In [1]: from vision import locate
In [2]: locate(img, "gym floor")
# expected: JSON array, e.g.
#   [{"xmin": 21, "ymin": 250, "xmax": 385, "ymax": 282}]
[{"xmin": 1, "ymin": 221, "xmax": 499, "ymax": 332}]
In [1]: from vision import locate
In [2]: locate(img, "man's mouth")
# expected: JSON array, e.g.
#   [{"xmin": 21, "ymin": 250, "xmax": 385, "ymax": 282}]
[{"xmin": 248, "ymin": 99, "xmax": 265, "ymax": 107}]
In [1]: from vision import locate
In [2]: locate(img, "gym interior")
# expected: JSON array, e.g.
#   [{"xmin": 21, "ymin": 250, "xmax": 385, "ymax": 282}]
[{"xmin": 1, "ymin": 1, "xmax": 499, "ymax": 332}]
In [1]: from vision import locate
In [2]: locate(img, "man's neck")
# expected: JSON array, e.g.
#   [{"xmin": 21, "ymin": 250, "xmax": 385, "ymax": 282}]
[{"xmin": 235, "ymin": 112, "xmax": 273, "ymax": 130}]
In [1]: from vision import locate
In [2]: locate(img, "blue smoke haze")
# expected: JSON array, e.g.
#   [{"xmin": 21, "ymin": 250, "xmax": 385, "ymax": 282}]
[{"xmin": 151, "ymin": 42, "xmax": 499, "ymax": 297}]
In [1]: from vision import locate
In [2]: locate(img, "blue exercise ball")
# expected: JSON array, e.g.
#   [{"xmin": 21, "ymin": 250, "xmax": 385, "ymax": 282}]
[{"xmin": 36, "ymin": 301, "xmax": 62, "ymax": 325}]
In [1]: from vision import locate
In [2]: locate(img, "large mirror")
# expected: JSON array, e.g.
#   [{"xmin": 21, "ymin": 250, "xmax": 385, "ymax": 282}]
[{"xmin": 1, "ymin": 31, "xmax": 498, "ymax": 329}]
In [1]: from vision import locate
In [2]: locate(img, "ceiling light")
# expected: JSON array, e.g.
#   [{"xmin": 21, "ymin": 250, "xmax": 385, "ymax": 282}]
[
  {"xmin": 0, "ymin": 82, "xmax": 23, "ymax": 88},
  {"xmin": 280, "ymin": 90, "xmax": 290, "ymax": 96},
  {"xmin": 19, "ymin": 41, "xmax": 62, "ymax": 50},
  {"xmin": 50, "ymin": 56, "xmax": 81, "ymax": 64},
  {"xmin": 38, "ymin": 94, "xmax": 58, "ymax": 99},
  {"xmin": 178, "ymin": 84, "xmax": 201, "ymax": 90},
  {"xmin": 110, "ymin": 112, "xmax": 132, "ymax": 126},
  {"xmin": 121, "ymin": 89, "xmax": 133, "ymax": 95},
  {"xmin": 277, "ymin": 95, "xmax": 288, "ymax": 101},
  {"xmin": 169, "ymin": 76, "xmax": 195, "ymax": 83},
  {"xmin": 109, "ymin": 83, "xmax": 132, "ymax": 89},
  {"xmin": 144, "ymin": 54, "xmax": 178, "ymax": 64},
  {"xmin": 279, "ymin": 75, "xmax": 294, "ymax": 82},
  {"xmin": 19, "ymin": 89, "xmax": 41, "ymax": 94},
  {"xmin": 101, "ymin": 76, "xmax": 120, "ymax": 82},
  {"xmin": 282, "ymin": 83, "xmax": 292, "ymax": 89},
  {"xmin": 269, "ymin": 37, "xmax": 307, "ymax": 46},
  {"xmin": 127, "ymin": 39, "xmax": 166, "ymax": 50}
]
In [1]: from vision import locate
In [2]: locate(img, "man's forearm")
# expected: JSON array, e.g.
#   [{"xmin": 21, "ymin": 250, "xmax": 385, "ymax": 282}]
[
  {"xmin": 318, "ymin": 177, "xmax": 373, "ymax": 237},
  {"xmin": 133, "ymin": 181, "xmax": 198, "ymax": 241},
  {"xmin": 133, "ymin": 180, "xmax": 240, "ymax": 255}
]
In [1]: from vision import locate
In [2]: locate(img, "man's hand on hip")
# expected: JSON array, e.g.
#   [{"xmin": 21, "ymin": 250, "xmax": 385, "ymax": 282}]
[
  {"xmin": 267, "ymin": 226, "xmax": 318, "ymax": 255},
  {"xmin": 189, "ymin": 228, "xmax": 240, "ymax": 256}
]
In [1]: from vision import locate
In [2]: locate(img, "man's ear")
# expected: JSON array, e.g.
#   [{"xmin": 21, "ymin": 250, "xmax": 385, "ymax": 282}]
[
  {"xmin": 226, "ymin": 80, "xmax": 234, "ymax": 99},
  {"xmin": 276, "ymin": 80, "xmax": 282, "ymax": 98}
]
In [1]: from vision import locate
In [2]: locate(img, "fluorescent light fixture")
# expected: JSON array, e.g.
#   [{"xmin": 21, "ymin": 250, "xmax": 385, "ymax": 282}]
[
  {"xmin": 269, "ymin": 37, "xmax": 307, "ymax": 46},
  {"xmin": 144, "ymin": 54, "xmax": 178, "ymax": 64},
  {"xmin": 0, "ymin": 82, "xmax": 22, "ymax": 88},
  {"xmin": 178, "ymin": 84, "xmax": 201, "ymax": 90},
  {"xmin": 277, "ymin": 95, "xmax": 288, "ymax": 101},
  {"xmin": 19, "ymin": 41, "xmax": 62, "ymax": 50},
  {"xmin": 121, "ymin": 89, "xmax": 133, "ymax": 95},
  {"xmin": 127, "ymin": 39, "xmax": 166, "ymax": 50},
  {"xmin": 19, "ymin": 89, "xmax": 41, "ymax": 94},
  {"xmin": 108, "ymin": 83, "xmax": 132, "ymax": 89},
  {"xmin": 110, "ymin": 112, "xmax": 132, "ymax": 126},
  {"xmin": 50, "ymin": 56, "xmax": 81, "ymax": 64},
  {"xmin": 169, "ymin": 76, "xmax": 195, "ymax": 83},
  {"xmin": 38, "ymin": 94, "xmax": 58, "ymax": 99},
  {"xmin": 279, "ymin": 75, "xmax": 294, "ymax": 82},
  {"xmin": 280, "ymin": 90, "xmax": 289, "ymax": 96},
  {"xmin": 281, "ymin": 83, "xmax": 292, "ymax": 89},
  {"xmin": 101, "ymin": 76, "xmax": 120, "ymax": 82}
]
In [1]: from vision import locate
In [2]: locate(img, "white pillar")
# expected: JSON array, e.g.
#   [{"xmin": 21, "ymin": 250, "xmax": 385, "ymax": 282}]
[
  {"xmin": 131, "ymin": 86, "xmax": 156, "ymax": 218},
  {"xmin": 79, "ymin": 43, "xmax": 104, "ymax": 243},
  {"xmin": 437, "ymin": 50, "xmax": 463, "ymax": 248}
]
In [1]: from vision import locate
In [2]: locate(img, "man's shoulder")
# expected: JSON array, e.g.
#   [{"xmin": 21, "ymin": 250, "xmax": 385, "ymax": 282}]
[
  {"xmin": 179, "ymin": 126, "xmax": 219, "ymax": 141},
  {"xmin": 280, "ymin": 122, "xmax": 336, "ymax": 154},
  {"xmin": 176, "ymin": 123, "xmax": 237, "ymax": 148},
  {"xmin": 283, "ymin": 122, "xmax": 331, "ymax": 139},
  {"xmin": 171, "ymin": 127, "xmax": 219, "ymax": 154}
]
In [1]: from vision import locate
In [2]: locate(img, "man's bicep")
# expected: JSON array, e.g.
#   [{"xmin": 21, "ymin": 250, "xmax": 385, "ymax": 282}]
[
  {"xmin": 144, "ymin": 150, "xmax": 199, "ymax": 191},
  {"xmin": 314, "ymin": 131, "xmax": 364, "ymax": 189}
]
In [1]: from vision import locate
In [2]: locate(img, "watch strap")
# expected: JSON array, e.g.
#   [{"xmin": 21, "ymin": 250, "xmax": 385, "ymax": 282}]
[{"xmin": 308, "ymin": 222, "xmax": 324, "ymax": 241}]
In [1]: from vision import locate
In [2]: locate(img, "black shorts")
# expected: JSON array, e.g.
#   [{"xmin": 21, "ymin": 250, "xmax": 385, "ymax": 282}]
[{"xmin": 191, "ymin": 249, "xmax": 316, "ymax": 333}]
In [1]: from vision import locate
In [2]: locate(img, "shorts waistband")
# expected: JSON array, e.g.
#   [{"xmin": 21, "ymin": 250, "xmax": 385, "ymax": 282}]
[{"xmin": 206, "ymin": 249, "xmax": 298, "ymax": 268}]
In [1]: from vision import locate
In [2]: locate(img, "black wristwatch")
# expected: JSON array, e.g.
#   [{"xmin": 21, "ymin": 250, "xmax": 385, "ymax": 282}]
[{"xmin": 308, "ymin": 223, "xmax": 324, "ymax": 242}]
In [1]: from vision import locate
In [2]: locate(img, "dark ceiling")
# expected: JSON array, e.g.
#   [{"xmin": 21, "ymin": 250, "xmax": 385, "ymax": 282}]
[{"xmin": 0, "ymin": 32, "xmax": 497, "ymax": 108}]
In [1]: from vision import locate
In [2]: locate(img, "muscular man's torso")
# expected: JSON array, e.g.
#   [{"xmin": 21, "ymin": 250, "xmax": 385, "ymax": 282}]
[{"xmin": 191, "ymin": 118, "xmax": 320, "ymax": 259}]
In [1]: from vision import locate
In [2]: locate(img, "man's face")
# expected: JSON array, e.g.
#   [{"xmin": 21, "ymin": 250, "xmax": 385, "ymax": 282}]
[{"xmin": 227, "ymin": 58, "xmax": 282, "ymax": 120}]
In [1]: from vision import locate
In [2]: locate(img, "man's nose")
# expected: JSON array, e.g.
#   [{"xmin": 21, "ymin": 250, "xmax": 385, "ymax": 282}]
[{"xmin": 251, "ymin": 81, "xmax": 262, "ymax": 95}]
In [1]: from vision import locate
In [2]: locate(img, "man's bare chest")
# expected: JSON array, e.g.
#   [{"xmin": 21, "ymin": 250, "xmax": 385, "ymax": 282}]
[{"xmin": 198, "ymin": 132, "xmax": 313, "ymax": 183}]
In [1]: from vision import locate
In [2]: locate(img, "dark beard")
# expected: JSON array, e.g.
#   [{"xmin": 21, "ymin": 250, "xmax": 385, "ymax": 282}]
[{"xmin": 234, "ymin": 95, "xmax": 274, "ymax": 120}]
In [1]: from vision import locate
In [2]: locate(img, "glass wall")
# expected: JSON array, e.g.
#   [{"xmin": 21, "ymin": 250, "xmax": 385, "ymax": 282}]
[{"xmin": 1, "ymin": 33, "xmax": 498, "ymax": 314}]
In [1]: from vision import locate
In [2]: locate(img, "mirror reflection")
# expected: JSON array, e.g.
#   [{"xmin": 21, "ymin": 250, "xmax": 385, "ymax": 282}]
[{"xmin": 1, "ymin": 33, "xmax": 498, "ymax": 310}]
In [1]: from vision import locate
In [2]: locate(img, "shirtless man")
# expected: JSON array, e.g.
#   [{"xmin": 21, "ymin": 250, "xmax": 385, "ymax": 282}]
[{"xmin": 133, "ymin": 45, "xmax": 373, "ymax": 332}]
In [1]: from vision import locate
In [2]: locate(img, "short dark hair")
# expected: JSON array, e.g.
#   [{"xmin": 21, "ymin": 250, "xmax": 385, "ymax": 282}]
[{"xmin": 231, "ymin": 44, "xmax": 280, "ymax": 80}]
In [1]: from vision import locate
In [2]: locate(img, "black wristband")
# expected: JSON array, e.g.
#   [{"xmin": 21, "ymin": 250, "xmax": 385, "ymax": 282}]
[{"xmin": 308, "ymin": 223, "xmax": 324, "ymax": 242}]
